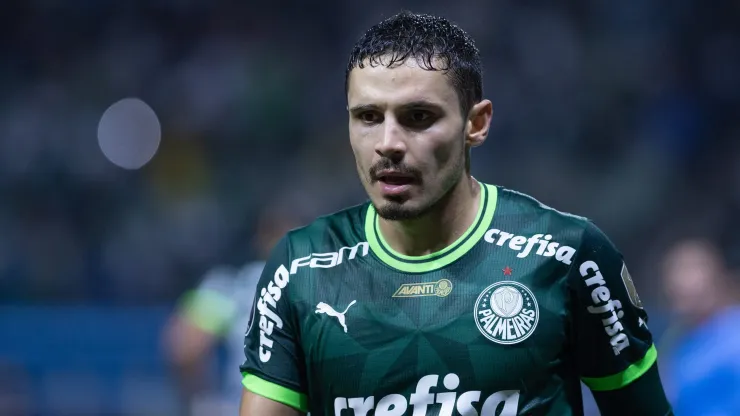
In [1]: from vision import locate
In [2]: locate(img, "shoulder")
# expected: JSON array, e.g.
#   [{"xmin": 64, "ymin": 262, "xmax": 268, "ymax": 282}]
[
  {"xmin": 238, "ymin": 260, "xmax": 267, "ymax": 276},
  {"xmin": 269, "ymin": 202, "xmax": 371, "ymax": 273},
  {"xmin": 496, "ymin": 186, "xmax": 589, "ymax": 228},
  {"xmin": 494, "ymin": 185, "xmax": 611, "ymax": 244},
  {"xmin": 284, "ymin": 202, "xmax": 368, "ymax": 248},
  {"xmin": 197, "ymin": 265, "xmax": 240, "ymax": 293},
  {"xmin": 234, "ymin": 260, "xmax": 267, "ymax": 287}
]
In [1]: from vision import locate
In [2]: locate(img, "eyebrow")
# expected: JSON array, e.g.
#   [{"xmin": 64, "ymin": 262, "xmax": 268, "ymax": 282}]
[
  {"xmin": 348, "ymin": 100, "xmax": 443, "ymax": 113},
  {"xmin": 347, "ymin": 104, "xmax": 380, "ymax": 113},
  {"xmin": 399, "ymin": 100, "xmax": 443, "ymax": 110}
]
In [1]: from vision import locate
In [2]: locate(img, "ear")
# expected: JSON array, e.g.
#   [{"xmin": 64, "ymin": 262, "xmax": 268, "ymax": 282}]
[{"xmin": 465, "ymin": 99, "xmax": 493, "ymax": 148}]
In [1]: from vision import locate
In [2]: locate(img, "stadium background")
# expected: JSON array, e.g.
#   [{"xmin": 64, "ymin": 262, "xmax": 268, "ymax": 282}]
[{"xmin": 1, "ymin": 1, "xmax": 739, "ymax": 415}]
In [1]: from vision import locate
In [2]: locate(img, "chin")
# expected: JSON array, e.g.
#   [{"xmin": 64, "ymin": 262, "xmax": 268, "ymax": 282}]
[{"xmin": 374, "ymin": 199, "xmax": 430, "ymax": 221}]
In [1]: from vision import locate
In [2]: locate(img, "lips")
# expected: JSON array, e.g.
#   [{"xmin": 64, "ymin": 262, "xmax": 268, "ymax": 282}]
[
  {"xmin": 376, "ymin": 170, "xmax": 415, "ymax": 186},
  {"xmin": 374, "ymin": 170, "xmax": 417, "ymax": 197}
]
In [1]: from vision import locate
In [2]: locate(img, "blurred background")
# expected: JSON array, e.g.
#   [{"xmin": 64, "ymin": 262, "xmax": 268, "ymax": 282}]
[{"xmin": 1, "ymin": 1, "xmax": 739, "ymax": 415}]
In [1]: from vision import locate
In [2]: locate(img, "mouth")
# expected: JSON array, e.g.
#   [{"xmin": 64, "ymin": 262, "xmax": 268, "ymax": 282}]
[
  {"xmin": 374, "ymin": 170, "xmax": 417, "ymax": 196},
  {"xmin": 376, "ymin": 170, "xmax": 416, "ymax": 186}
]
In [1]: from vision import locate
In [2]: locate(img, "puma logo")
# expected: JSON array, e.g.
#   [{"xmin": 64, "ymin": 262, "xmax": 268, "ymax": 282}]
[{"xmin": 315, "ymin": 300, "xmax": 357, "ymax": 333}]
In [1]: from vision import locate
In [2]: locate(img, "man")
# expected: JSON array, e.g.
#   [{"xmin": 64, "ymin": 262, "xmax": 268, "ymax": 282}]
[
  {"xmin": 163, "ymin": 205, "xmax": 303, "ymax": 415},
  {"xmin": 240, "ymin": 11, "xmax": 672, "ymax": 416},
  {"xmin": 659, "ymin": 237, "xmax": 740, "ymax": 415},
  {"xmin": 164, "ymin": 263, "xmax": 262, "ymax": 415}
]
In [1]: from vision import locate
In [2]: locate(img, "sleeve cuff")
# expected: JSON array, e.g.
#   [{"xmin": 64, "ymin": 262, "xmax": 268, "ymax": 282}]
[
  {"xmin": 242, "ymin": 372, "xmax": 308, "ymax": 412},
  {"xmin": 181, "ymin": 289, "xmax": 237, "ymax": 335},
  {"xmin": 582, "ymin": 344, "xmax": 658, "ymax": 391}
]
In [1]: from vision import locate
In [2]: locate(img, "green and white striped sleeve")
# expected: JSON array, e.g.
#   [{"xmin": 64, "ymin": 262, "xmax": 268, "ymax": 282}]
[{"xmin": 180, "ymin": 266, "xmax": 239, "ymax": 336}]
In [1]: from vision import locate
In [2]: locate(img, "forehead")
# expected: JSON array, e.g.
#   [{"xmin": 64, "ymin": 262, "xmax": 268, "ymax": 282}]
[{"xmin": 347, "ymin": 58, "xmax": 458, "ymax": 109}]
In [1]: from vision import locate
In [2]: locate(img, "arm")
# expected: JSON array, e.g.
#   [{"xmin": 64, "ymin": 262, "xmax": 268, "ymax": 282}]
[
  {"xmin": 239, "ymin": 235, "xmax": 310, "ymax": 414},
  {"xmin": 163, "ymin": 315, "xmax": 217, "ymax": 367},
  {"xmin": 590, "ymin": 364, "xmax": 672, "ymax": 415},
  {"xmin": 161, "ymin": 314, "xmax": 217, "ymax": 407},
  {"xmin": 163, "ymin": 267, "xmax": 238, "ymax": 366},
  {"xmin": 569, "ymin": 223, "xmax": 673, "ymax": 416},
  {"xmin": 240, "ymin": 388, "xmax": 303, "ymax": 416},
  {"xmin": 161, "ymin": 267, "xmax": 239, "ymax": 404}
]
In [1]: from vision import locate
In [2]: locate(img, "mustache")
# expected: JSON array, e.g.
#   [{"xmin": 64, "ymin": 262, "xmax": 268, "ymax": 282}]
[{"xmin": 369, "ymin": 159, "xmax": 422, "ymax": 182}]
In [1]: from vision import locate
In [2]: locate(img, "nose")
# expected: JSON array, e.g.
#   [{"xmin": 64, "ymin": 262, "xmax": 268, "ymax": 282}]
[{"xmin": 375, "ymin": 117, "xmax": 406, "ymax": 162}]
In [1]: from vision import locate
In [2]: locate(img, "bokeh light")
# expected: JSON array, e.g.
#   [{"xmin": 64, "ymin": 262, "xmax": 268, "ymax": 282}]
[{"xmin": 97, "ymin": 97, "xmax": 161, "ymax": 170}]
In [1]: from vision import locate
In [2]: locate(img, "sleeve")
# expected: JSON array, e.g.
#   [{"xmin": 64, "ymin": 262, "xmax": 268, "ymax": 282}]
[
  {"xmin": 179, "ymin": 266, "xmax": 239, "ymax": 336},
  {"xmin": 568, "ymin": 222, "xmax": 672, "ymax": 416},
  {"xmin": 239, "ymin": 235, "xmax": 308, "ymax": 412}
]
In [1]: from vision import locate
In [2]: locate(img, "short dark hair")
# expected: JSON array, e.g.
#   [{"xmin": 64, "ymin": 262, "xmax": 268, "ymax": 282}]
[{"xmin": 345, "ymin": 11, "xmax": 483, "ymax": 116}]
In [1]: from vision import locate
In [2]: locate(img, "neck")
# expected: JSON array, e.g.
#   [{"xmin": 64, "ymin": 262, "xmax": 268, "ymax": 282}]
[{"xmin": 378, "ymin": 175, "xmax": 481, "ymax": 256}]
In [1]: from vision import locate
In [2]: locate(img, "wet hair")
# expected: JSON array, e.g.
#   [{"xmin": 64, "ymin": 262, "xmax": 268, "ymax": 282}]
[{"xmin": 346, "ymin": 11, "xmax": 483, "ymax": 115}]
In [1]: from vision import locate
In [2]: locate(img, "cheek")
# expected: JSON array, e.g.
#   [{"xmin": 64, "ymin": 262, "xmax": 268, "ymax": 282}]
[
  {"xmin": 349, "ymin": 125, "xmax": 375, "ymax": 150},
  {"xmin": 349, "ymin": 135, "xmax": 372, "ymax": 176},
  {"xmin": 348, "ymin": 131, "xmax": 363, "ymax": 155},
  {"xmin": 429, "ymin": 134, "xmax": 464, "ymax": 172}
]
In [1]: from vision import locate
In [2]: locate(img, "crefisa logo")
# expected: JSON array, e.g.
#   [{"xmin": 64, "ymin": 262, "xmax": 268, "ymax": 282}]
[{"xmin": 475, "ymin": 281, "xmax": 539, "ymax": 345}]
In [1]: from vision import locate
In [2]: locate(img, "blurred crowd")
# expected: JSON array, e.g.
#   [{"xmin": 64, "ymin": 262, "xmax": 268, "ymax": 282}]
[
  {"xmin": 1, "ymin": 0, "xmax": 740, "ymax": 304},
  {"xmin": 1, "ymin": 0, "xmax": 739, "ymax": 414}
]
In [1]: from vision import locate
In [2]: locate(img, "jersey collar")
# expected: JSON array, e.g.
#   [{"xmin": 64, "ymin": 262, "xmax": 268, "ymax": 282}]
[{"xmin": 364, "ymin": 182, "xmax": 498, "ymax": 273}]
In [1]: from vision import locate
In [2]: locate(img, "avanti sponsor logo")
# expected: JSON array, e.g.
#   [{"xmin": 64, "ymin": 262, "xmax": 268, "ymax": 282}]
[
  {"xmin": 483, "ymin": 230, "xmax": 576, "ymax": 265},
  {"xmin": 333, "ymin": 373, "xmax": 520, "ymax": 416},
  {"xmin": 249, "ymin": 242, "xmax": 369, "ymax": 363},
  {"xmin": 393, "ymin": 279, "xmax": 453, "ymax": 298}
]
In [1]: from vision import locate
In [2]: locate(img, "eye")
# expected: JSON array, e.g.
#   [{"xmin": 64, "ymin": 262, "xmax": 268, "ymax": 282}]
[
  {"xmin": 358, "ymin": 112, "xmax": 382, "ymax": 124},
  {"xmin": 410, "ymin": 111, "xmax": 430, "ymax": 122},
  {"xmin": 403, "ymin": 110, "xmax": 436, "ymax": 128}
]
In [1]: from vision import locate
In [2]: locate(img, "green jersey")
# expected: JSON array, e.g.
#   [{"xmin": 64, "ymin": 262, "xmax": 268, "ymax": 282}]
[{"xmin": 241, "ymin": 183, "xmax": 669, "ymax": 415}]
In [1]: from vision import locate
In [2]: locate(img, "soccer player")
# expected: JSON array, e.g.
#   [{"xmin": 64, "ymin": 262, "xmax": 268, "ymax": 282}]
[
  {"xmin": 165, "ymin": 263, "xmax": 263, "ymax": 415},
  {"xmin": 163, "ymin": 205, "xmax": 302, "ymax": 415},
  {"xmin": 659, "ymin": 237, "xmax": 740, "ymax": 415},
  {"xmin": 239, "ymin": 11, "xmax": 672, "ymax": 416}
]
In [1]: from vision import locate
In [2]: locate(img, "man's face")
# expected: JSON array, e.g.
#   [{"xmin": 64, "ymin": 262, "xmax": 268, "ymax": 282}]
[
  {"xmin": 662, "ymin": 240, "xmax": 724, "ymax": 322},
  {"xmin": 346, "ymin": 58, "xmax": 468, "ymax": 220}
]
